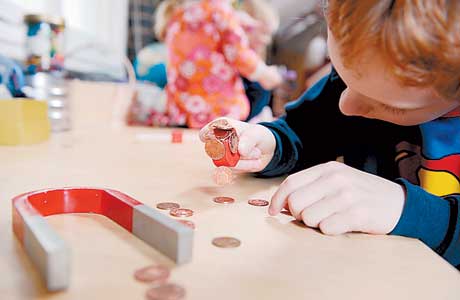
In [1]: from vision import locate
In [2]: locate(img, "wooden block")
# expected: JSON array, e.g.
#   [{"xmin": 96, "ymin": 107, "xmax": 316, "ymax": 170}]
[{"xmin": 0, "ymin": 99, "xmax": 50, "ymax": 145}]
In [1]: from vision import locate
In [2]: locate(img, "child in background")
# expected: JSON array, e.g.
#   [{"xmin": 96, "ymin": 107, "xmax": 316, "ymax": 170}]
[
  {"xmin": 155, "ymin": 0, "xmax": 282, "ymax": 128},
  {"xmin": 235, "ymin": 0, "xmax": 282, "ymax": 123},
  {"xmin": 235, "ymin": 0, "xmax": 280, "ymax": 60},
  {"xmin": 200, "ymin": 0, "xmax": 460, "ymax": 269}
]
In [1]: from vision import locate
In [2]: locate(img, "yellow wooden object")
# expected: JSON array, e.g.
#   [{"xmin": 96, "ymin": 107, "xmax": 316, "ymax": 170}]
[{"xmin": 0, "ymin": 99, "xmax": 50, "ymax": 145}]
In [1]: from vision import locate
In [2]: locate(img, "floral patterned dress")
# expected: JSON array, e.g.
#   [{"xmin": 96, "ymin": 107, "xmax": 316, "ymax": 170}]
[{"xmin": 165, "ymin": 0, "xmax": 264, "ymax": 128}]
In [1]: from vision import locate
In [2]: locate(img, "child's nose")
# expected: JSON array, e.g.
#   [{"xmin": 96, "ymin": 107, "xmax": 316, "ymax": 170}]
[{"xmin": 338, "ymin": 88, "xmax": 373, "ymax": 117}]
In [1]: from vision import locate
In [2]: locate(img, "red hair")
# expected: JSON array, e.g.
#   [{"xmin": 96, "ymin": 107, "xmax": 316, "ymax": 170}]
[{"xmin": 327, "ymin": 0, "xmax": 460, "ymax": 100}]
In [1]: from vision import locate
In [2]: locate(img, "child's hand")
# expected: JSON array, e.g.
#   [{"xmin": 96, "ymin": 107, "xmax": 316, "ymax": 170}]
[
  {"xmin": 269, "ymin": 161, "xmax": 405, "ymax": 235},
  {"xmin": 258, "ymin": 66, "xmax": 283, "ymax": 90},
  {"xmin": 199, "ymin": 118, "xmax": 276, "ymax": 173}
]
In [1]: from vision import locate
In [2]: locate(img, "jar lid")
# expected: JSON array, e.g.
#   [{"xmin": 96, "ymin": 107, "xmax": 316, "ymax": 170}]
[
  {"xmin": 24, "ymin": 14, "xmax": 47, "ymax": 24},
  {"xmin": 24, "ymin": 14, "xmax": 65, "ymax": 28}
]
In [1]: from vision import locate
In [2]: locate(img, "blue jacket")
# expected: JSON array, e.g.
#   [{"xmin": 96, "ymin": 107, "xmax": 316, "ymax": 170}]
[{"xmin": 259, "ymin": 68, "xmax": 460, "ymax": 269}]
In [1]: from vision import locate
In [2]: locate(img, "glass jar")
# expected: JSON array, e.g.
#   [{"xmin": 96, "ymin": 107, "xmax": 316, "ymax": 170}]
[{"xmin": 24, "ymin": 14, "xmax": 52, "ymax": 74}]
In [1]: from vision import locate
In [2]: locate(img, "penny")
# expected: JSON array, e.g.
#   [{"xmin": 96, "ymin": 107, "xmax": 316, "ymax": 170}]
[
  {"xmin": 214, "ymin": 127, "xmax": 231, "ymax": 139},
  {"xmin": 212, "ymin": 166, "xmax": 234, "ymax": 186},
  {"xmin": 200, "ymin": 128, "xmax": 215, "ymax": 141},
  {"xmin": 211, "ymin": 118, "xmax": 232, "ymax": 130},
  {"xmin": 177, "ymin": 220, "xmax": 195, "ymax": 229},
  {"xmin": 205, "ymin": 139, "xmax": 225, "ymax": 160},
  {"xmin": 212, "ymin": 237, "xmax": 241, "ymax": 248},
  {"xmin": 170, "ymin": 208, "xmax": 194, "ymax": 217},
  {"xmin": 248, "ymin": 199, "xmax": 269, "ymax": 207},
  {"xmin": 213, "ymin": 196, "xmax": 235, "ymax": 204},
  {"xmin": 146, "ymin": 283, "xmax": 186, "ymax": 300},
  {"xmin": 156, "ymin": 202, "xmax": 180, "ymax": 210},
  {"xmin": 229, "ymin": 132, "xmax": 239, "ymax": 154},
  {"xmin": 134, "ymin": 265, "xmax": 170, "ymax": 283}
]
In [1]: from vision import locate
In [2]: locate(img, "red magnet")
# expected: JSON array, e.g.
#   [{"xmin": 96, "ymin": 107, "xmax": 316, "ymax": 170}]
[
  {"xmin": 12, "ymin": 187, "xmax": 193, "ymax": 291},
  {"xmin": 204, "ymin": 120, "xmax": 240, "ymax": 167}
]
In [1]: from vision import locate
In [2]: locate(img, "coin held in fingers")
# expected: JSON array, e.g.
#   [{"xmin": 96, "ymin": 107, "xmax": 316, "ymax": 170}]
[{"xmin": 205, "ymin": 139, "xmax": 225, "ymax": 160}]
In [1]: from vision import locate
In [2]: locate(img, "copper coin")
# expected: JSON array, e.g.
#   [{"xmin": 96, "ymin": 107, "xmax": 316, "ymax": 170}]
[
  {"xmin": 205, "ymin": 139, "xmax": 225, "ymax": 160},
  {"xmin": 177, "ymin": 220, "xmax": 195, "ymax": 229},
  {"xmin": 212, "ymin": 237, "xmax": 241, "ymax": 248},
  {"xmin": 212, "ymin": 166, "xmax": 234, "ymax": 186},
  {"xmin": 200, "ymin": 128, "xmax": 215, "ymax": 141},
  {"xmin": 146, "ymin": 283, "xmax": 186, "ymax": 300},
  {"xmin": 213, "ymin": 196, "xmax": 235, "ymax": 204},
  {"xmin": 156, "ymin": 202, "xmax": 180, "ymax": 210},
  {"xmin": 229, "ymin": 132, "xmax": 239, "ymax": 154},
  {"xmin": 170, "ymin": 208, "xmax": 194, "ymax": 217},
  {"xmin": 211, "ymin": 119, "xmax": 232, "ymax": 130},
  {"xmin": 248, "ymin": 199, "xmax": 269, "ymax": 207},
  {"xmin": 134, "ymin": 265, "xmax": 170, "ymax": 283},
  {"xmin": 214, "ymin": 128, "xmax": 231, "ymax": 139}
]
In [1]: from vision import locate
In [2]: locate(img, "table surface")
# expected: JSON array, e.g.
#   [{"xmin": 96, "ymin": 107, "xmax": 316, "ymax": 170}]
[{"xmin": 1, "ymin": 81, "xmax": 459, "ymax": 300}]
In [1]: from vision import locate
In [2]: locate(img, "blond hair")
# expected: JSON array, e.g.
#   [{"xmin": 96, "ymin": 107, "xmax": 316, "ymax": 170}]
[
  {"xmin": 240, "ymin": 0, "xmax": 280, "ymax": 34},
  {"xmin": 327, "ymin": 0, "xmax": 460, "ymax": 101},
  {"xmin": 155, "ymin": 0, "xmax": 185, "ymax": 41}
]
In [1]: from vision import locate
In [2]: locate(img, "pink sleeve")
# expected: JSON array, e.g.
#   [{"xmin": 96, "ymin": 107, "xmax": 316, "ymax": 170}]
[{"xmin": 211, "ymin": 3, "xmax": 265, "ymax": 79}]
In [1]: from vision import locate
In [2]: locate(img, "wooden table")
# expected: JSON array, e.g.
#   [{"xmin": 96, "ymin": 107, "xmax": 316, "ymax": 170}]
[{"xmin": 1, "ymin": 81, "xmax": 459, "ymax": 300}]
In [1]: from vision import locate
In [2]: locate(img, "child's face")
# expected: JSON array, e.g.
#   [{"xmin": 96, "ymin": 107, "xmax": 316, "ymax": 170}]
[{"xmin": 327, "ymin": 29, "xmax": 459, "ymax": 126}]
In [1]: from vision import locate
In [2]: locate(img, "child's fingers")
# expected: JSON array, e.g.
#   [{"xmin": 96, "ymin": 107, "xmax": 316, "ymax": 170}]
[
  {"xmin": 199, "ymin": 126, "xmax": 213, "ymax": 142},
  {"xmin": 242, "ymin": 147, "xmax": 262, "ymax": 160},
  {"xmin": 318, "ymin": 211, "xmax": 356, "ymax": 236},
  {"xmin": 238, "ymin": 128, "xmax": 261, "ymax": 157}
]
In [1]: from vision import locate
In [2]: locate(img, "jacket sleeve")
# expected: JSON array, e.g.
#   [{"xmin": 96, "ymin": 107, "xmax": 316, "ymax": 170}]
[
  {"xmin": 257, "ymin": 68, "xmax": 348, "ymax": 177},
  {"xmin": 391, "ymin": 179, "xmax": 460, "ymax": 269}
]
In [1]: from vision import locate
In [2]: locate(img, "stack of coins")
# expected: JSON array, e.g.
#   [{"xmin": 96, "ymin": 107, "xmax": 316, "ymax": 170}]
[{"xmin": 204, "ymin": 119, "xmax": 240, "ymax": 168}]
